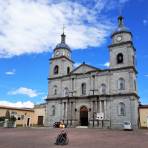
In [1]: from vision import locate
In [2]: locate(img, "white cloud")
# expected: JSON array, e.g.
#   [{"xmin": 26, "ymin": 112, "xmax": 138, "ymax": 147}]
[
  {"xmin": 119, "ymin": 0, "xmax": 129, "ymax": 3},
  {"xmin": 143, "ymin": 19, "xmax": 148, "ymax": 25},
  {"xmin": 0, "ymin": 0, "xmax": 130, "ymax": 58},
  {"xmin": 74, "ymin": 62, "xmax": 81, "ymax": 68},
  {"xmin": 8, "ymin": 87, "xmax": 38, "ymax": 98},
  {"xmin": 0, "ymin": 100, "xmax": 34, "ymax": 108},
  {"xmin": 42, "ymin": 95, "xmax": 47, "ymax": 100},
  {"xmin": 103, "ymin": 62, "xmax": 110, "ymax": 67},
  {"xmin": 5, "ymin": 69, "xmax": 16, "ymax": 75}
]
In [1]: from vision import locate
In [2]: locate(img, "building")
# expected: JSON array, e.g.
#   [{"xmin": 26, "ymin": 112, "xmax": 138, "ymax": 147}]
[
  {"xmin": 0, "ymin": 105, "xmax": 34, "ymax": 127},
  {"xmin": 34, "ymin": 103, "xmax": 46, "ymax": 126},
  {"xmin": 139, "ymin": 105, "xmax": 148, "ymax": 128},
  {"xmin": 0, "ymin": 103, "xmax": 46, "ymax": 127},
  {"xmin": 45, "ymin": 16, "xmax": 139, "ymax": 129}
]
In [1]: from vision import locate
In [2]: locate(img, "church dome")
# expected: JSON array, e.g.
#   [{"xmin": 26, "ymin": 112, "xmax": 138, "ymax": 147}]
[
  {"xmin": 55, "ymin": 42, "xmax": 70, "ymax": 50},
  {"xmin": 112, "ymin": 16, "xmax": 131, "ymax": 37},
  {"xmin": 54, "ymin": 33, "xmax": 71, "ymax": 51}
]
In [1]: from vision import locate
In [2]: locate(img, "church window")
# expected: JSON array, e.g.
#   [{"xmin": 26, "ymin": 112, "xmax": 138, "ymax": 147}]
[
  {"xmin": 72, "ymin": 78, "xmax": 74, "ymax": 90},
  {"xmin": 82, "ymin": 83, "xmax": 86, "ymax": 95},
  {"xmin": 118, "ymin": 78, "xmax": 125, "ymax": 90},
  {"xmin": 67, "ymin": 67, "xmax": 70, "ymax": 74},
  {"xmin": 64, "ymin": 102, "xmax": 66, "ymax": 118},
  {"xmin": 53, "ymin": 85, "xmax": 57, "ymax": 95},
  {"xmin": 101, "ymin": 100, "xmax": 104, "ymax": 113},
  {"xmin": 64, "ymin": 87, "xmax": 69, "ymax": 97},
  {"xmin": 134, "ymin": 80, "xmax": 136, "ymax": 91},
  {"xmin": 118, "ymin": 102, "xmax": 126, "ymax": 116},
  {"xmin": 52, "ymin": 105, "xmax": 56, "ymax": 116},
  {"xmin": 54, "ymin": 65, "xmax": 59, "ymax": 75},
  {"xmin": 117, "ymin": 53, "xmax": 124, "ymax": 64},
  {"xmin": 133, "ymin": 55, "xmax": 135, "ymax": 65},
  {"xmin": 100, "ymin": 84, "xmax": 106, "ymax": 94}
]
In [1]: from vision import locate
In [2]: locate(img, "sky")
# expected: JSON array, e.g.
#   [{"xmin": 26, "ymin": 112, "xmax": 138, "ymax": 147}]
[{"xmin": 0, "ymin": 0, "xmax": 148, "ymax": 108}]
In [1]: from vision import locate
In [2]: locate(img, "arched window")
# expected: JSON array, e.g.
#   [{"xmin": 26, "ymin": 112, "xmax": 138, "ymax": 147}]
[
  {"xmin": 134, "ymin": 80, "xmax": 136, "ymax": 91},
  {"xmin": 100, "ymin": 84, "xmax": 106, "ymax": 94},
  {"xmin": 117, "ymin": 53, "xmax": 123, "ymax": 64},
  {"xmin": 52, "ymin": 105, "xmax": 55, "ymax": 116},
  {"xmin": 118, "ymin": 78, "xmax": 125, "ymax": 90},
  {"xmin": 118, "ymin": 102, "xmax": 126, "ymax": 116},
  {"xmin": 81, "ymin": 83, "xmax": 86, "ymax": 95},
  {"xmin": 64, "ymin": 87, "xmax": 69, "ymax": 97},
  {"xmin": 67, "ymin": 67, "xmax": 70, "ymax": 74},
  {"xmin": 53, "ymin": 85, "xmax": 57, "ymax": 95},
  {"xmin": 54, "ymin": 65, "xmax": 59, "ymax": 75},
  {"xmin": 133, "ymin": 55, "xmax": 135, "ymax": 65}
]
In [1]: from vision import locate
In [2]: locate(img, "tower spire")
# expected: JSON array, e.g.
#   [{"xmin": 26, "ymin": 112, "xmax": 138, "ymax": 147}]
[
  {"xmin": 61, "ymin": 25, "xmax": 66, "ymax": 43},
  {"xmin": 63, "ymin": 24, "xmax": 65, "ymax": 34},
  {"xmin": 118, "ymin": 16, "xmax": 124, "ymax": 28}
]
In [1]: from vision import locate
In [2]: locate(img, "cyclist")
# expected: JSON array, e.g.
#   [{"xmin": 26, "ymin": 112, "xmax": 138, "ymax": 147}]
[{"xmin": 55, "ymin": 121, "xmax": 69, "ymax": 145}]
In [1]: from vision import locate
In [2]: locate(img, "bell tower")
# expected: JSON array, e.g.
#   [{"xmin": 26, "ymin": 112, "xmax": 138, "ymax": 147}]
[
  {"xmin": 49, "ymin": 32, "xmax": 74, "ymax": 78},
  {"xmin": 109, "ymin": 16, "xmax": 136, "ymax": 69}
]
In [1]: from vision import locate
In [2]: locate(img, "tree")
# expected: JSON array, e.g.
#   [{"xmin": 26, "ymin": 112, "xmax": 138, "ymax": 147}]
[
  {"xmin": 5, "ymin": 110, "xmax": 10, "ymax": 119},
  {"xmin": 5, "ymin": 110, "xmax": 16, "ymax": 122}
]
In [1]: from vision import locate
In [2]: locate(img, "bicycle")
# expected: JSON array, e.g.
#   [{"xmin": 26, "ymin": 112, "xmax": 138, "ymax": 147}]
[{"xmin": 55, "ymin": 129, "xmax": 69, "ymax": 145}]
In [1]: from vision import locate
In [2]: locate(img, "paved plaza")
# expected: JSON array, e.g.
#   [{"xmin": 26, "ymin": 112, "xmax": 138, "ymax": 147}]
[{"xmin": 0, "ymin": 127, "xmax": 148, "ymax": 148}]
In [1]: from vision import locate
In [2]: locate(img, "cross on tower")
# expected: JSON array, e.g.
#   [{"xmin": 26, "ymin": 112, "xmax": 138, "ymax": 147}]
[
  {"xmin": 63, "ymin": 24, "xmax": 66, "ymax": 34},
  {"xmin": 119, "ymin": 4, "xmax": 122, "ymax": 16},
  {"xmin": 61, "ymin": 24, "xmax": 66, "ymax": 43}
]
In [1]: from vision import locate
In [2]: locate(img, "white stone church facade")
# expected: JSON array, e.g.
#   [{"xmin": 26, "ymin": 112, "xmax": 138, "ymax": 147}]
[{"xmin": 45, "ymin": 16, "xmax": 139, "ymax": 129}]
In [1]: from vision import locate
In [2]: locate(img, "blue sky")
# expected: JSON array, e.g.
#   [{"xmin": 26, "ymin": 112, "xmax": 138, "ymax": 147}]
[{"xmin": 0, "ymin": 0, "xmax": 148, "ymax": 108}]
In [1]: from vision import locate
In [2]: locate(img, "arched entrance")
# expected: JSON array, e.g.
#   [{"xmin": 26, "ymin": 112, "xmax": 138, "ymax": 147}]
[{"xmin": 80, "ymin": 106, "xmax": 88, "ymax": 126}]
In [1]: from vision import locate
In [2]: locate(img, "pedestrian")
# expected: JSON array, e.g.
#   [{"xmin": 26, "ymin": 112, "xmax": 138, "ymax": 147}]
[{"xmin": 55, "ymin": 121, "xmax": 69, "ymax": 145}]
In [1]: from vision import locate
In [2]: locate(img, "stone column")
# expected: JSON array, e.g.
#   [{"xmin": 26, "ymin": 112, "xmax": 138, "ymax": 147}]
[
  {"xmin": 97, "ymin": 99, "xmax": 99, "ymax": 113},
  {"xmin": 100, "ymin": 100, "xmax": 102, "ymax": 113},
  {"xmin": 104, "ymin": 100, "xmax": 107, "ymax": 119},
  {"xmin": 67, "ymin": 99, "xmax": 70, "ymax": 126},
  {"xmin": 60, "ymin": 101, "xmax": 62, "ymax": 120},
  {"xmin": 70, "ymin": 102, "xmax": 73, "ymax": 126}
]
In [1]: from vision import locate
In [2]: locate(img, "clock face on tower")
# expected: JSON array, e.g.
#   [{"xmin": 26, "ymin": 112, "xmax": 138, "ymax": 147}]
[
  {"xmin": 55, "ymin": 51, "xmax": 60, "ymax": 56},
  {"xmin": 116, "ymin": 35, "xmax": 122, "ymax": 42},
  {"xmin": 62, "ymin": 51, "xmax": 65, "ymax": 56},
  {"xmin": 67, "ymin": 53, "xmax": 70, "ymax": 57}
]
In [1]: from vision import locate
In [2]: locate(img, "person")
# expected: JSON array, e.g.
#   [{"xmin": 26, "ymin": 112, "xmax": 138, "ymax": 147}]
[
  {"xmin": 59, "ymin": 121, "xmax": 65, "ymax": 128},
  {"xmin": 55, "ymin": 121, "xmax": 69, "ymax": 145}
]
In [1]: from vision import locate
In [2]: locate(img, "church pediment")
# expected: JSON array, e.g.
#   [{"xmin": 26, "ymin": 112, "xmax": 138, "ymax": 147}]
[{"xmin": 71, "ymin": 63, "xmax": 99, "ymax": 74}]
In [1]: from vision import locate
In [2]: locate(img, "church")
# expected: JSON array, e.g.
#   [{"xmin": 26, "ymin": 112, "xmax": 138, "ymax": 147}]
[{"xmin": 45, "ymin": 16, "xmax": 139, "ymax": 129}]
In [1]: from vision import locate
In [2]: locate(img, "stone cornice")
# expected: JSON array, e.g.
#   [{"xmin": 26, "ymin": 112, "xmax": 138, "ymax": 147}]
[
  {"xmin": 111, "ymin": 30, "xmax": 133, "ymax": 38},
  {"xmin": 108, "ymin": 41, "xmax": 135, "ymax": 51},
  {"xmin": 71, "ymin": 63, "xmax": 100, "ymax": 73},
  {"xmin": 54, "ymin": 47, "xmax": 72, "ymax": 52},
  {"xmin": 48, "ymin": 66, "xmax": 137, "ymax": 80},
  {"xmin": 46, "ymin": 93, "xmax": 139, "ymax": 101},
  {"xmin": 49, "ymin": 56, "xmax": 74, "ymax": 63}
]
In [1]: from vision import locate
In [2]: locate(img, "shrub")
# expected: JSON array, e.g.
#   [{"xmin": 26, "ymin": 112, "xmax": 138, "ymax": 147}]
[
  {"xmin": 10, "ymin": 116, "xmax": 16, "ymax": 122},
  {"xmin": 0, "ymin": 116, "xmax": 5, "ymax": 121}
]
